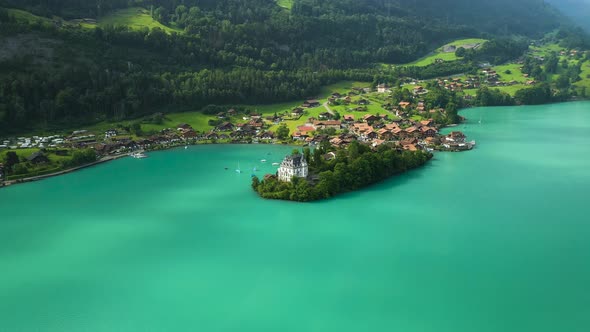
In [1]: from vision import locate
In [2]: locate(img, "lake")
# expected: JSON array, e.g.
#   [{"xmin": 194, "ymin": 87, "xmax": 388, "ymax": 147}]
[{"xmin": 1, "ymin": 101, "xmax": 589, "ymax": 332}]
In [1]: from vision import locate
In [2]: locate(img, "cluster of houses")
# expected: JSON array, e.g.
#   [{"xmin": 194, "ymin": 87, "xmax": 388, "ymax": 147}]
[{"xmin": 0, "ymin": 136, "xmax": 65, "ymax": 150}]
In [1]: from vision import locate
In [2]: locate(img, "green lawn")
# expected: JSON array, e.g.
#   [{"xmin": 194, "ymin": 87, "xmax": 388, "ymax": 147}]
[
  {"xmin": 276, "ymin": 0, "xmax": 294, "ymax": 10},
  {"xmin": 97, "ymin": 7, "xmax": 182, "ymax": 34},
  {"xmin": 493, "ymin": 63, "xmax": 526, "ymax": 82},
  {"xmin": 574, "ymin": 61, "xmax": 590, "ymax": 93},
  {"xmin": 388, "ymin": 38, "xmax": 488, "ymax": 67},
  {"xmin": 464, "ymin": 84, "xmax": 529, "ymax": 97},
  {"xmin": 4, "ymin": 8, "xmax": 53, "ymax": 27},
  {"xmin": 530, "ymin": 43, "xmax": 563, "ymax": 57}
]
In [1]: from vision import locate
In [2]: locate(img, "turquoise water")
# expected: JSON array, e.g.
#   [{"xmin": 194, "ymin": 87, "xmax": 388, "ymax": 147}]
[{"xmin": 1, "ymin": 102, "xmax": 590, "ymax": 331}]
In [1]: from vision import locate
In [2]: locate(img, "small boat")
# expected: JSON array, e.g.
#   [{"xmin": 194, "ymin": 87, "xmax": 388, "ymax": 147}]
[
  {"xmin": 236, "ymin": 162, "xmax": 242, "ymax": 173},
  {"xmin": 185, "ymin": 146, "xmax": 188, "ymax": 149},
  {"xmin": 130, "ymin": 151, "xmax": 148, "ymax": 159},
  {"xmin": 272, "ymin": 162, "xmax": 280, "ymax": 166},
  {"xmin": 260, "ymin": 159, "xmax": 267, "ymax": 163}
]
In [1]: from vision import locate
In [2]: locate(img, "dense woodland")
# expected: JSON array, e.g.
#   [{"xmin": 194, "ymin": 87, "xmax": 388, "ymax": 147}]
[{"xmin": 0, "ymin": 0, "xmax": 588, "ymax": 133}]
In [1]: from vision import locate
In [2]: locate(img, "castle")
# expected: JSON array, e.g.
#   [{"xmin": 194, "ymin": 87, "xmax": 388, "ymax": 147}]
[{"xmin": 278, "ymin": 153, "xmax": 308, "ymax": 182}]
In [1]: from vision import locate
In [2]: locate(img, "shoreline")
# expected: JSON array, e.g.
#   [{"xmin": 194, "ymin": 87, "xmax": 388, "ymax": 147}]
[
  {"xmin": 0, "ymin": 154, "xmax": 128, "ymax": 188},
  {"xmin": 2, "ymin": 100, "xmax": 587, "ymax": 189}
]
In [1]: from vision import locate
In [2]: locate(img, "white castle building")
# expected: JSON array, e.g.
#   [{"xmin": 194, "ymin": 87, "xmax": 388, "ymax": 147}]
[{"xmin": 278, "ymin": 153, "xmax": 308, "ymax": 182}]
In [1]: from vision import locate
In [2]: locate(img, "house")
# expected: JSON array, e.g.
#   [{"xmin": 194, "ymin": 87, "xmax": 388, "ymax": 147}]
[
  {"xmin": 227, "ymin": 109, "xmax": 237, "ymax": 116},
  {"xmin": 377, "ymin": 84, "xmax": 390, "ymax": 93},
  {"xmin": 217, "ymin": 112, "xmax": 226, "ymax": 119},
  {"xmin": 250, "ymin": 113, "xmax": 262, "ymax": 120},
  {"xmin": 105, "ymin": 129, "xmax": 118, "ymax": 139},
  {"xmin": 260, "ymin": 131, "xmax": 275, "ymax": 140},
  {"xmin": 420, "ymin": 126, "xmax": 437, "ymax": 137},
  {"xmin": 358, "ymin": 98, "xmax": 369, "ymax": 105},
  {"xmin": 303, "ymin": 99, "xmax": 320, "ymax": 108},
  {"xmin": 343, "ymin": 114, "xmax": 355, "ymax": 122},
  {"xmin": 318, "ymin": 112, "xmax": 332, "ymax": 120},
  {"xmin": 27, "ymin": 152, "xmax": 50, "ymax": 164},
  {"xmin": 363, "ymin": 114, "xmax": 378, "ymax": 123},
  {"xmin": 297, "ymin": 125, "xmax": 315, "ymax": 133},
  {"xmin": 366, "ymin": 130, "xmax": 378, "ymax": 140},
  {"xmin": 292, "ymin": 132, "xmax": 309, "ymax": 141},
  {"xmin": 216, "ymin": 122, "xmax": 235, "ymax": 131},
  {"xmin": 446, "ymin": 131, "xmax": 466, "ymax": 143},
  {"xmin": 331, "ymin": 92, "xmax": 342, "ymax": 99},
  {"xmin": 398, "ymin": 101, "xmax": 411, "ymax": 109},
  {"xmin": 377, "ymin": 128, "xmax": 394, "ymax": 140},
  {"xmin": 177, "ymin": 123, "xmax": 192, "ymax": 130},
  {"xmin": 278, "ymin": 154, "xmax": 308, "ymax": 182},
  {"xmin": 420, "ymin": 120, "xmax": 434, "ymax": 127},
  {"xmin": 313, "ymin": 120, "xmax": 341, "ymax": 130},
  {"xmin": 291, "ymin": 107, "xmax": 304, "ymax": 117},
  {"xmin": 413, "ymin": 86, "xmax": 428, "ymax": 95}
]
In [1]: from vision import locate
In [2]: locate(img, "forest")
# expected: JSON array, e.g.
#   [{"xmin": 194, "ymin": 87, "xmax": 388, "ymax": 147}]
[{"xmin": 0, "ymin": 0, "xmax": 588, "ymax": 133}]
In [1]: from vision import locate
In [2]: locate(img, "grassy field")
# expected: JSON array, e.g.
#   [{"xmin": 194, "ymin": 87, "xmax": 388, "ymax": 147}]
[
  {"xmin": 390, "ymin": 38, "xmax": 488, "ymax": 67},
  {"xmin": 81, "ymin": 81, "xmax": 373, "ymax": 135},
  {"xmin": 276, "ymin": 0, "xmax": 294, "ymax": 10},
  {"xmin": 493, "ymin": 63, "xmax": 526, "ymax": 82},
  {"xmin": 97, "ymin": 7, "xmax": 182, "ymax": 34},
  {"xmin": 464, "ymin": 84, "xmax": 529, "ymax": 97},
  {"xmin": 5, "ymin": 8, "xmax": 53, "ymax": 27},
  {"xmin": 530, "ymin": 43, "xmax": 563, "ymax": 57},
  {"xmin": 574, "ymin": 61, "xmax": 590, "ymax": 92}
]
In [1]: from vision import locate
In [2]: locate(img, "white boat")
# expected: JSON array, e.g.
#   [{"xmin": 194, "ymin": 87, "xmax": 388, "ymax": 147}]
[
  {"xmin": 260, "ymin": 159, "xmax": 267, "ymax": 163},
  {"xmin": 236, "ymin": 162, "xmax": 242, "ymax": 173},
  {"xmin": 130, "ymin": 151, "xmax": 148, "ymax": 159},
  {"xmin": 185, "ymin": 146, "xmax": 188, "ymax": 149},
  {"xmin": 272, "ymin": 162, "xmax": 280, "ymax": 166}
]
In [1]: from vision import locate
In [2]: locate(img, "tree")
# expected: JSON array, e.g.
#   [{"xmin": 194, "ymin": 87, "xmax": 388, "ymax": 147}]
[
  {"xmin": 276, "ymin": 124, "xmax": 290, "ymax": 140},
  {"xmin": 4, "ymin": 151, "xmax": 19, "ymax": 173},
  {"xmin": 455, "ymin": 47, "xmax": 466, "ymax": 57}
]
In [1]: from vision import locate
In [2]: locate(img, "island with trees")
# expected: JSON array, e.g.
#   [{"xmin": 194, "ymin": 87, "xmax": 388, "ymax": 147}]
[{"xmin": 252, "ymin": 141, "xmax": 432, "ymax": 202}]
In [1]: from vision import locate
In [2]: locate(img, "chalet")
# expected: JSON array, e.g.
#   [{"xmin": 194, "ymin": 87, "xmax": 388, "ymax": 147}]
[
  {"xmin": 260, "ymin": 131, "xmax": 275, "ymax": 140},
  {"xmin": 526, "ymin": 80, "xmax": 536, "ymax": 85},
  {"xmin": 217, "ymin": 112, "xmax": 226, "ymax": 119},
  {"xmin": 314, "ymin": 120, "xmax": 341, "ymax": 130},
  {"xmin": 358, "ymin": 98, "xmax": 369, "ymax": 105},
  {"xmin": 352, "ymin": 123, "xmax": 372, "ymax": 135},
  {"xmin": 303, "ymin": 99, "xmax": 320, "ymax": 108},
  {"xmin": 392, "ymin": 127, "xmax": 407, "ymax": 139},
  {"xmin": 216, "ymin": 122, "xmax": 234, "ymax": 131},
  {"xmin": 318, "ymin": 112, "xmax": 332, "ymax": 120},
  {"xmin": 377, "ymin": 84, "xmax": 390, "ymax": 93},
  {"xmin": 250, "ymin": 113, "xmax": 262, "ymax": 120},
  {"xmin": 291, "ymin": 107, "xmax": 304, "ymax": 117},
  {"xmin": 413, "ymin": 86, "xmax": 427, "ymax": 95},
  {"xmin": 292, "ymin": 132, "xmax": 309, "ymax": 141},
  {"xmin": 343, "ymin": 114, "xmax": 355, "ymax": 122},
  {"xmin": 403, "ymin": 144, "xmax": 419, "ymax": 151},
  {"xmin": 363, "ymin": 114, "xmax": 378, "ymax": 123},
  {"xmin": 405, "ymin": 126, "xmax": 421, "ymax": 137},
  {"xmin": 446, "ymin": 131, "xmax": 466, "ymax": 143},
  {"xmin": 420, "ymin": 126, "xmax": 437, "ymax": 137},
  {"xmin": 331, "ymin": 92, "xmax": 342, "ymax": 99},
  {"xmin": 105, "ymin": 129, "xmax": 118, "ymax": 139},
  {"xmin": 181, "ymin": 130, "xmax": 198, "ymax": 139},
  {"xmin": 377, "ymin": 128, "xmax": 394, "ymax": 140},
  {"xmin": 372, "ymin": 139, "xmax": 386, "ymax": 148},
  {"xmin": 420, "ymin": 120, "xmax": 434, "ymax": 127},
  {"xmin": 177, "ymin": 123, "xmax": 192, "ymax": 130},
  {"xmin": 343, "ymin": 96, "xmax": 352, "ymax": 104},
  {"xmin": 26, "ymin": 152, "xmax": 50, "ymax": 164},
  {"xmin": 206, "ymin": 132, "xmax": 220, "ymax": 140},
  {"xmin": 366, "ymin": 130, "xmax": 378, "ymax": 140},
  {"xmin": 398, "ymin": 101, "xmax": 411, "ymax": 109},
  {"xmin": 329, "ymin": 137, "xmax": 345, "ymax": 147},
  {"xmin": 227, "ymin": 109, "xmax": 237, "ymax": 116}
]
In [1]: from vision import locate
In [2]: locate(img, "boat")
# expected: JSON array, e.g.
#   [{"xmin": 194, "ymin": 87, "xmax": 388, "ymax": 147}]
[
  {"xmin": 272, "ymin": 162, "xmax": 280, "ymax": 166},
  {"xmin": 236, "ymin": 162, "xmax": 242, "ymax": 173},
  {"xmin": 185, "ymin": 146, "xmax": 188, "ymax": 149},
  {"xmin": 260, "ymin": 159, "xmax": 267, "ymax": 163},
  {"xmin": 129, "ymin": 151, "xmax": 148, "ymax": 159}
]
